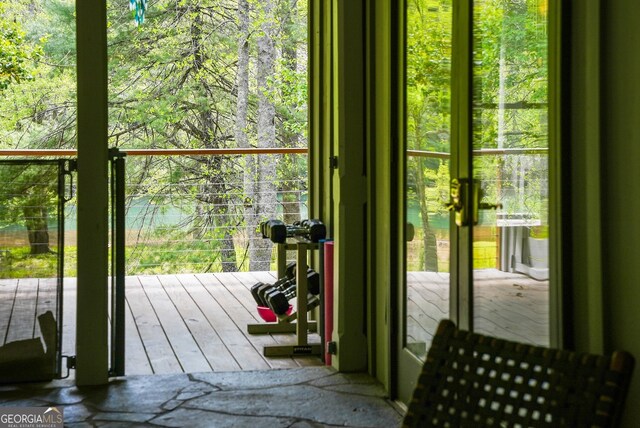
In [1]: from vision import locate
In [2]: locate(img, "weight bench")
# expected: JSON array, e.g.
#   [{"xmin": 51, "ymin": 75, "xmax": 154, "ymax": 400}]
[{"xmin": 403, "ymin": 319, "xmax": 635, "ymax": 427}]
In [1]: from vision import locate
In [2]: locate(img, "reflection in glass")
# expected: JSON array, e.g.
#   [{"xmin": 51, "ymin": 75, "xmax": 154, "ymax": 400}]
[
  {"xmin": 405, "ymin": 0, "xmax": 452, "ymax": 359},
  {"xmin": 472, "ymin": 0, "xmax": 549, "ymax": 346}
]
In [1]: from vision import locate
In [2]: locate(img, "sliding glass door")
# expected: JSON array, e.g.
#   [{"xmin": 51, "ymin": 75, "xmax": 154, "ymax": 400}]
[{"xmin": 398, "ymin": 0, "xmax": 553, "ymax": 403}]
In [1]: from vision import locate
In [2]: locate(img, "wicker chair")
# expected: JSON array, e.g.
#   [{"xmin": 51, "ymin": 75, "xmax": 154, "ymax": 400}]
[{"xmin": 403, "ymin": 319, "xmax": 634, "ymax": 428}]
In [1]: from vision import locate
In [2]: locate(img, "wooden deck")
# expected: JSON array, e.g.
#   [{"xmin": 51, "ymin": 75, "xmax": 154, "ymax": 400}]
[
  {"xmin": 407, "ymin": 268, "xmax": 549, "ymax": 355},
  {"xmin": 2, "ymin": 269, "xmax": 548, "ymax": 378},
  {"xmin": 3, "ymin": 272, "xmax": 323, "ymax": 377}
]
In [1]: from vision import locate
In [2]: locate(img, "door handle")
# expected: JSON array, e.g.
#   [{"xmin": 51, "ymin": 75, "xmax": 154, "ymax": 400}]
[
  {"xmin": 446, "ymin": 178, "xmax": 502, "ymax": 227},
  {"xmin": 445, "ymin": 178, "xmax": 470, "ymax": 227}
]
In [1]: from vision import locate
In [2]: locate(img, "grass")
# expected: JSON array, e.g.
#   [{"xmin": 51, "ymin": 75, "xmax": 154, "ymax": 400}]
[
  {"xmin": 2, "ymin": 237, "xmax": 500, "ymax": 279},
  {"xmin": 0, "ymin": 241, "xmax": 283, "ymax": 279},
  {"xmin": 0, "ymin": 247, "xmax": 60, "ymax": 279}
]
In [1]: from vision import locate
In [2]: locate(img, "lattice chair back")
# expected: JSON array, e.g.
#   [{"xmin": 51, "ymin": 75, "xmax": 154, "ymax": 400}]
[{"xmin": 403, "ymin": 319, "xmax": 634, "ymax": 428}]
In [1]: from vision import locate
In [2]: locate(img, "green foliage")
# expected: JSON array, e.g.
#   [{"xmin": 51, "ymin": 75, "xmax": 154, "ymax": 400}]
[
  {"xmin": 0, "ymin": 247, "xmax": 57, "ymax": 278},
  {"xmin": 406, "ymin": 0, "xmax": 549, "ymax": 271},
  {"xmin": 0, "ymin": 1, "xmax": 76, "ymax": 152},
  {"xmin": 1, "ymin": 0, "xmax": 308, "ymax": 275},
  {"xmin": 0, "ymin": 166, "xmax": 57, "ymax": 221},
  {"xmin": 0, "ymin": 3, "xmax": 42, "ymax": 90}
]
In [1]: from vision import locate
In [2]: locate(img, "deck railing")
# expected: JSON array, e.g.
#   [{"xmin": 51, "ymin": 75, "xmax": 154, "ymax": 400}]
[
  {"xmin": 112, "ymin": 148, "xmax": 309, "ymax": 274},
  {"xmin": 0, "ymin": 148, "xmax": 309, "ymax": 276}
]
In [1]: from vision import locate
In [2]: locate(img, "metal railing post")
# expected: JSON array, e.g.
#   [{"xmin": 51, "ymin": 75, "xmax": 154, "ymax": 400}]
[
  {"xmin": 109, "ymin": 148, "xmax": 126, "ymax": 376},
  {"xmin": 57, "ymin": 159, "xmax": 76, "ymax": 377}
]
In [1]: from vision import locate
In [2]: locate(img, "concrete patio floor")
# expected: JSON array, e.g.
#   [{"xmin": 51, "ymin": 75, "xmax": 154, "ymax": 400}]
[{"xmin": 0, "ymin": 367, "xmax": 403, "ymax": 427}]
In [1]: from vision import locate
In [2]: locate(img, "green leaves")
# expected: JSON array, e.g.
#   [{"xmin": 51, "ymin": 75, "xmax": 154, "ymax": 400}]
[{"xmin": 0, "ymin": 3, "xmax": 41, "ymax": 90}]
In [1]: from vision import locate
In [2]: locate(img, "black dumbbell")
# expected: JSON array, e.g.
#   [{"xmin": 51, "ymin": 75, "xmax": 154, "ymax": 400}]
[
  {"xmin": 284, "ymin": 261, "xmax": 296, "ymax": 280},
  {"xmin": 251, "ymin": 274, "xmax": 296, "ymax": 307},
  {"xmin": 266, "ymin": 284, "xmax": 297, "ymax": 315},
  {"xmin": 285, "ymin": 219, "xmax": 326, "ymax": 242},
  {"xmin": 268, "ymin": 288, "xmax": 322, "ymax": 316},
  {"xmin": 274, "ymin": 265, "xmax": 319, "ymax": 291},
  {"xmin": 300, "ymin": 219, "xmax": 327, "ymax": 242},
  {"xmin": 301, "ymin": 269, "xmax": 320, "ymax": 295},
  {"xmin": 265, "ymin": 270, "xmax": 321, "ymax": 315},
  {"xmin": 250, "ymin": 282, "xmax": 274, "ymax": 307},
  {"xmin": 260, "ymin": 219, "xmax": 287, "ymax": 243}
]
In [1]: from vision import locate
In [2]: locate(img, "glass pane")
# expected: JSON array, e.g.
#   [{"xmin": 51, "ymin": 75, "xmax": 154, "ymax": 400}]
[
  {"xmin": 405, "ymin": 0, "xmax": 452, "ymax": 358},
  {"xmin": 472, "ymin": 0, "xmax": 549, "ymax": 346}
]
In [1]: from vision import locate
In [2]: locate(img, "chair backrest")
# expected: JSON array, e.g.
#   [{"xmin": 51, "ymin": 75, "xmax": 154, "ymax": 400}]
[{"xmin": 403, "ymin": 319, "xmax": 634, "ymax": 428}]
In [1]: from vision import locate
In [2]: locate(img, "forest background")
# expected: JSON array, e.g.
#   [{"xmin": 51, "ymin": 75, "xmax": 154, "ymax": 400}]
[
  {"xmin": 0, "ymin": 0, "xmax": 548, "ymax": 278},
  {"xmin": 0, "ymin": 0, "xmax": 309, "ymax": 277}
]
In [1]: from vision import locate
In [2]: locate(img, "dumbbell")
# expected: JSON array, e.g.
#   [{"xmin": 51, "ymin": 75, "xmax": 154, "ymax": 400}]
[
  {"xmin": 284, "ymin": 261, "xmax": 296, "ymax": 280},
  {"xmin": 251, "ymin": 267, "xmax": 320, "ymax": 308},
  {"xmin": 268, "ymin": 288, "xmax": 321, "ymax": 316},
  {"xmin": 257, "ymin": 270, "xmax": 319, "ymax": 306},
  {"xmin": 265, "ymin": 283, "xmax": 298, "ymax": 315},
  {"xmin": 300, "ymin": 219, "xmax": 326, "ymax": 242},
  {"xmin": 250, "ymin": 282, "xmax": 273, "ymax": 306},
  {"xmin": 250, "ymin": 276, "xmax": 292, "ymax": 307},
  {"xmin": 285, "ymin": 219, "xmax": 327, "ymax": 242},
  {"xmin": 260, "ymin": 219, "xmax": 287, "ymax": 243},
  {"xmin": 265, "ymin": 270, "xmax": 321, "ymax": 315}
]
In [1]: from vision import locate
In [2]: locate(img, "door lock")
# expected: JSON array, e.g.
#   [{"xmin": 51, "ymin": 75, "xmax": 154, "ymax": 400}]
[{"xmin": 446, "ymin": 178, "xmax": 502, "ymax": 227}]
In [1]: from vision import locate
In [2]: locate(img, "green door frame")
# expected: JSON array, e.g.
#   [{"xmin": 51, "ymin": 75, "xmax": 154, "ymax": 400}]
[{"xmin": 309, "ymin": 0, "xmax": 369, "ymax": 373}]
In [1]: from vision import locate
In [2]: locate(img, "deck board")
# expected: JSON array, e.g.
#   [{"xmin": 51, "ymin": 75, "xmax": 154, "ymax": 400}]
[
  {"xmin": 160, "ymin": 275, "xmax": 240, "ymax": 373},
  {"xmin": 406, "ymin": 269, "xmax": 549, "ymax": 350},
  {"xmin": 124, "ymin": 297, "xmax": 153, "ymax": 375},
  {"xmin": 189, "ymin": 273, "xmax": 270, "ymax": 371},
  {"xmin": 126, "ymin": 276, "xmax": 183, "ymax": 374},
  {"xmin": 139, "ymin": 275, "xmax": 212, "ymax": 373},
  {"xmin": 0, "ymin": 279, "xmax": 18, "ymax": 345},
  {"xmin": 5, "ymin": 278, "xmax": 38, "ymax": 343}
]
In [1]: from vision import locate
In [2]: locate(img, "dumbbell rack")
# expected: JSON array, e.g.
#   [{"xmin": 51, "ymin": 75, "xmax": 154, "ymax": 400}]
[{"xmin": 247, "ymin": 239, "xmax": 322, "ymax": 357}]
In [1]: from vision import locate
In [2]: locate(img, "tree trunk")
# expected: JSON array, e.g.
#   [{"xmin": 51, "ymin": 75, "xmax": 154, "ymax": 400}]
[
  {"xmin": 251, "ymin": 0, "xmax": 278, "ymax": 271},
  {"xmin": 279, "ymin": 0, "xmax": 301, "ymax": 226},
  {"xmin": 23, "ymin": 206, "xmax": 51, "ymax": 255},
  {"xmin": 236, "ymin": 0, "xmax": 261, "ymax": 270},
  {"xmin": 413, "ymin": 159, "xmax": 438, "ymax": 272},
  {"xmin": 191, "ymin": 9, "xmax": 238, "ymax": 272}
]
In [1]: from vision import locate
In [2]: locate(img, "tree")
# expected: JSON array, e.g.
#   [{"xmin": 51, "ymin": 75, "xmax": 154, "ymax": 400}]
[
  {"xmin": 0, "ymin": 2, "xmax": 40, "ymax": 90},
  {"xmin": 473, "ymin": 0, "xmax": 548, "ymax": 221},
  {"xmin": 0, "ymin": 164, "xmax": 58, "ymax": 255},
  {"xmin": 0, "ymin": 3, "xmax": 66, "ymax": 258},
  {"xmin": 250, "ymin": 0, "xmax": 278, "ymax": 270},
  {"xmin": 0, "ymin": 0, "xmax": 310, "ymax": 274},
  {"xmin": 235, "ymin": 0, "xmax": 307, "ymax": 271}
]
